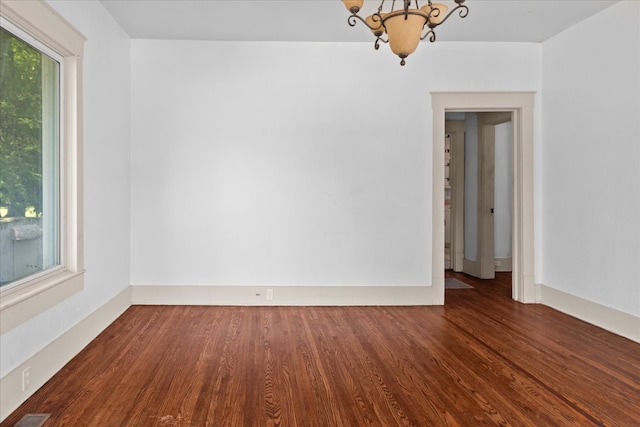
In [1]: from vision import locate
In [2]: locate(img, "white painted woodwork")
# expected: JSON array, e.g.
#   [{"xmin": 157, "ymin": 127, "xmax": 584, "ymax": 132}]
[
  {"xmin": 445, "ymin": 120, "xmax": 465, "ymax": 272},
  {"xmin": 432, "ymin": 92, "xmax": 536, "ymax": 304}
]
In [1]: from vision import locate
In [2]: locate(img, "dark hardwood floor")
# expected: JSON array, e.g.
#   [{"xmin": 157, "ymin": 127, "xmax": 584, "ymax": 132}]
[{"xmin": 3, "ymin": 272, "xmax": 640, "ymax": 426}]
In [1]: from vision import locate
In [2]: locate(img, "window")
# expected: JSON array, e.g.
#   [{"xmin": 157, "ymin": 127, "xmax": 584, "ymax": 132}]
[
  {"xmin": 0, "ymin": 0, "xmax": 85, "ymax": 334},
  {"xmin": 1, "ymin": 24, "xmax": 61, "ymax": 288}
]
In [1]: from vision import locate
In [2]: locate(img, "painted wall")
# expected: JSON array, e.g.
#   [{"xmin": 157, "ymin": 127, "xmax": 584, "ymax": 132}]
[
  {"xmin": 541, "ymin": 0, "xmax": 640, "ymax": 316},
  {"xmin": 0, "ymin": 0, "xmax": 131, "ymax": 377},
  {"xmin": 131, "ymin": 41, "xmax": 540, "ymax": 287}
]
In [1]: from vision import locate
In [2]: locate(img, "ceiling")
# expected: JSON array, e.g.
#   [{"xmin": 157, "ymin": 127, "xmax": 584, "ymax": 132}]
[{"xmin": 99, "ymin": 0, "xmax": 618, "ymax": 44}]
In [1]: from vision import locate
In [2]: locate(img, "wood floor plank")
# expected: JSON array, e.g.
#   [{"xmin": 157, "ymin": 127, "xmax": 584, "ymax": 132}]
[
  {"xmin": 444, "ymin": 289, "xmax": 640, "ymax": 425},
  {"xmin": 2, "ymin": 273, "xmax": 640, "ymax": 426}
]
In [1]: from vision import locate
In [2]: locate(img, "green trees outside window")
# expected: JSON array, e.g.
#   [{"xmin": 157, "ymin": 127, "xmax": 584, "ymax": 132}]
[
  {"xmin": 0, "ymin": 25, "xmax": 60, "ymax": 286},
  {"xmin": 0, "ymin": 27, "xmax": 46, "ymax": 218}
]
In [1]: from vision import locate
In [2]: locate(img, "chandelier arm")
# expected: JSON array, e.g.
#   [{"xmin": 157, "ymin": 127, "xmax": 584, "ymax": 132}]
[
  {"xmin": 427, "ymin": 4, "xmax": 469, "ymax": 29},
  {"xmin": 375, "ymin": 35, "xmax": 389, "ymax": 50},
  {"xmin": 347, "ymin": 14, "xmax": 384, "ymax": 32},
  {"xmin": 421, "ymin": 29, "xmax": 437, "ymax": 43}
]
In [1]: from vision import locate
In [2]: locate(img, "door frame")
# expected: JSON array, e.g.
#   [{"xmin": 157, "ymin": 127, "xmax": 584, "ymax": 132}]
[
  {"xmin": 431, "ymin": 92, "xmax": 535, "ymax": 304},
  {"xmin": 445, "ymin": 120, "xmax": 465, "ymax": 272}
]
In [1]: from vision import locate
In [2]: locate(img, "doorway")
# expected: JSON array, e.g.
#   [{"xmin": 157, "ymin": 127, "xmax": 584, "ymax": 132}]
[
  {"xmin": 451, "ymin": 112, "xmax": 513, "ymax": 280},
  {"xmin": 431, "ymin": 92, "xmax": 536, "ymax": 305}
]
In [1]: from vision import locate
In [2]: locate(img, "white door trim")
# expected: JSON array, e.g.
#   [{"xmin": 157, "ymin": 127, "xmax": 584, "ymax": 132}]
[
  {"xmin": 445, "ymin": 120, "xmax": 465, "ymax": 272},
  {"xmin": 431, "ymin": 92, "xmax": 535, "ymax": 304}
]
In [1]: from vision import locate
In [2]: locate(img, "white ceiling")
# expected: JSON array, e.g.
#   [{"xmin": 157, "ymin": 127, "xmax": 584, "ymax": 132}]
[{"xmin": 99, "ymin": 0, "xmax": 619, "ymax": 43}]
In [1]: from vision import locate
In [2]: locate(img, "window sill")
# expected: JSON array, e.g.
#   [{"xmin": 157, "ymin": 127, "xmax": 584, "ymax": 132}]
[{"xmin": 0, "ymin": 269, "xmax": 85, "ymax": 334}]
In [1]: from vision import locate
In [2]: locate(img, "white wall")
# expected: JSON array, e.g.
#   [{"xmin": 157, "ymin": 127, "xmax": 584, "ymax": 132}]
[
  {"xmin": 131, "ymin": 40, "xmax": 540, "ymax": 289},
  {"xmin": 0, "ymin": 0, "xmax": 131, "ymax": 377},
  {"xmin": 541, "ymin": 0, "xmax": 640, "ymax": 316}
]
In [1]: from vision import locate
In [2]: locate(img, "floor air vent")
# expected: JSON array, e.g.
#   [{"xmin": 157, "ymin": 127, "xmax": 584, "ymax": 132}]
[{"xmin": 14, "ymin": 413, "xmax": 51, "ymax": 427}]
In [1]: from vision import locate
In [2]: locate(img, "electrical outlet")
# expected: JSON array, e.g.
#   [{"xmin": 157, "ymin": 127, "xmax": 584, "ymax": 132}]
[
  {"xmin": 266, "ymin": 289, "xmax": 274, "ymax": 301},
  {"xmin": 22, "ymin": 367, "xmax": 31, "ymax": 392}
]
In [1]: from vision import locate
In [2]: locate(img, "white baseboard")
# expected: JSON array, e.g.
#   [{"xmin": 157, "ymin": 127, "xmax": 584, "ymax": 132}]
[
  {"xmin": 131, "ymin": 285, "xmax": 435, "ymax": 306},
  {"xmin": 0, "ymin": 287, "xmax": 132, "ymax": 422},
  {"xmin": 3, "ymin": 282, "xmax": 636, "ymax": 423},
  {"xmin": 537, "ymin": 284, "xmax": 640, "ymax": 344},
  {"xmin": 494, "ymin": 257, "xmax": 512, "ymax": 272}
]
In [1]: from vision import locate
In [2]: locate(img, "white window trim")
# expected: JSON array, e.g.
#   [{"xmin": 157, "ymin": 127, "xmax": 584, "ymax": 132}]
[{"xmin": 0, "ymin": 0, "xmax": 85, "ymax": 334}]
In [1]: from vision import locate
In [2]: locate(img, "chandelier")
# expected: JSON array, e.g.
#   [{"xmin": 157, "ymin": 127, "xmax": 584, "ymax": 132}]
[{"xmin": 342, "ymin": 0, "xmax": 469, "ymax": 65}]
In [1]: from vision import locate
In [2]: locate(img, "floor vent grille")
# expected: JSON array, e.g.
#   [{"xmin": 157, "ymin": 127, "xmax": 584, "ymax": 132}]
[{"xmin": 14, "ymin": 413, "xmax": 51, "ymax": 427}]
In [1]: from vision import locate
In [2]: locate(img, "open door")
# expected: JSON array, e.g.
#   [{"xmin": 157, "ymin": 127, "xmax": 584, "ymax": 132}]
[
  {"xmin": 463, "ymin": 112, "xmax": 512, "ymax": 279},
  {"xmin": 479, "ymin": 112, "xmax": 512, "ymax": 279}
]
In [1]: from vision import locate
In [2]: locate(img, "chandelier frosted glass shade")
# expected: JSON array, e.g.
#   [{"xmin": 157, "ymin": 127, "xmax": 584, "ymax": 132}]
[
  {"xmin": 366, "ymin": 14, "xmax": 385, "ymax": 36},
  {"xmin": 343, "ymin": 0, "xmax": 364, "ymax": 14},
  {"xmin": 385, "ymin": 10, "xmax": 427, "ymax": 60},
  {"xmin": 343, "ymin": 0, "xmax": 469, "ymax": 66}
]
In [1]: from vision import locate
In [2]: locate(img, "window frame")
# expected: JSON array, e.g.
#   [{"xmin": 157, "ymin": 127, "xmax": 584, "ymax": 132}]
[{"xmin": 0, "ymin": 0, "xmax": 85, "ymax": 334}]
